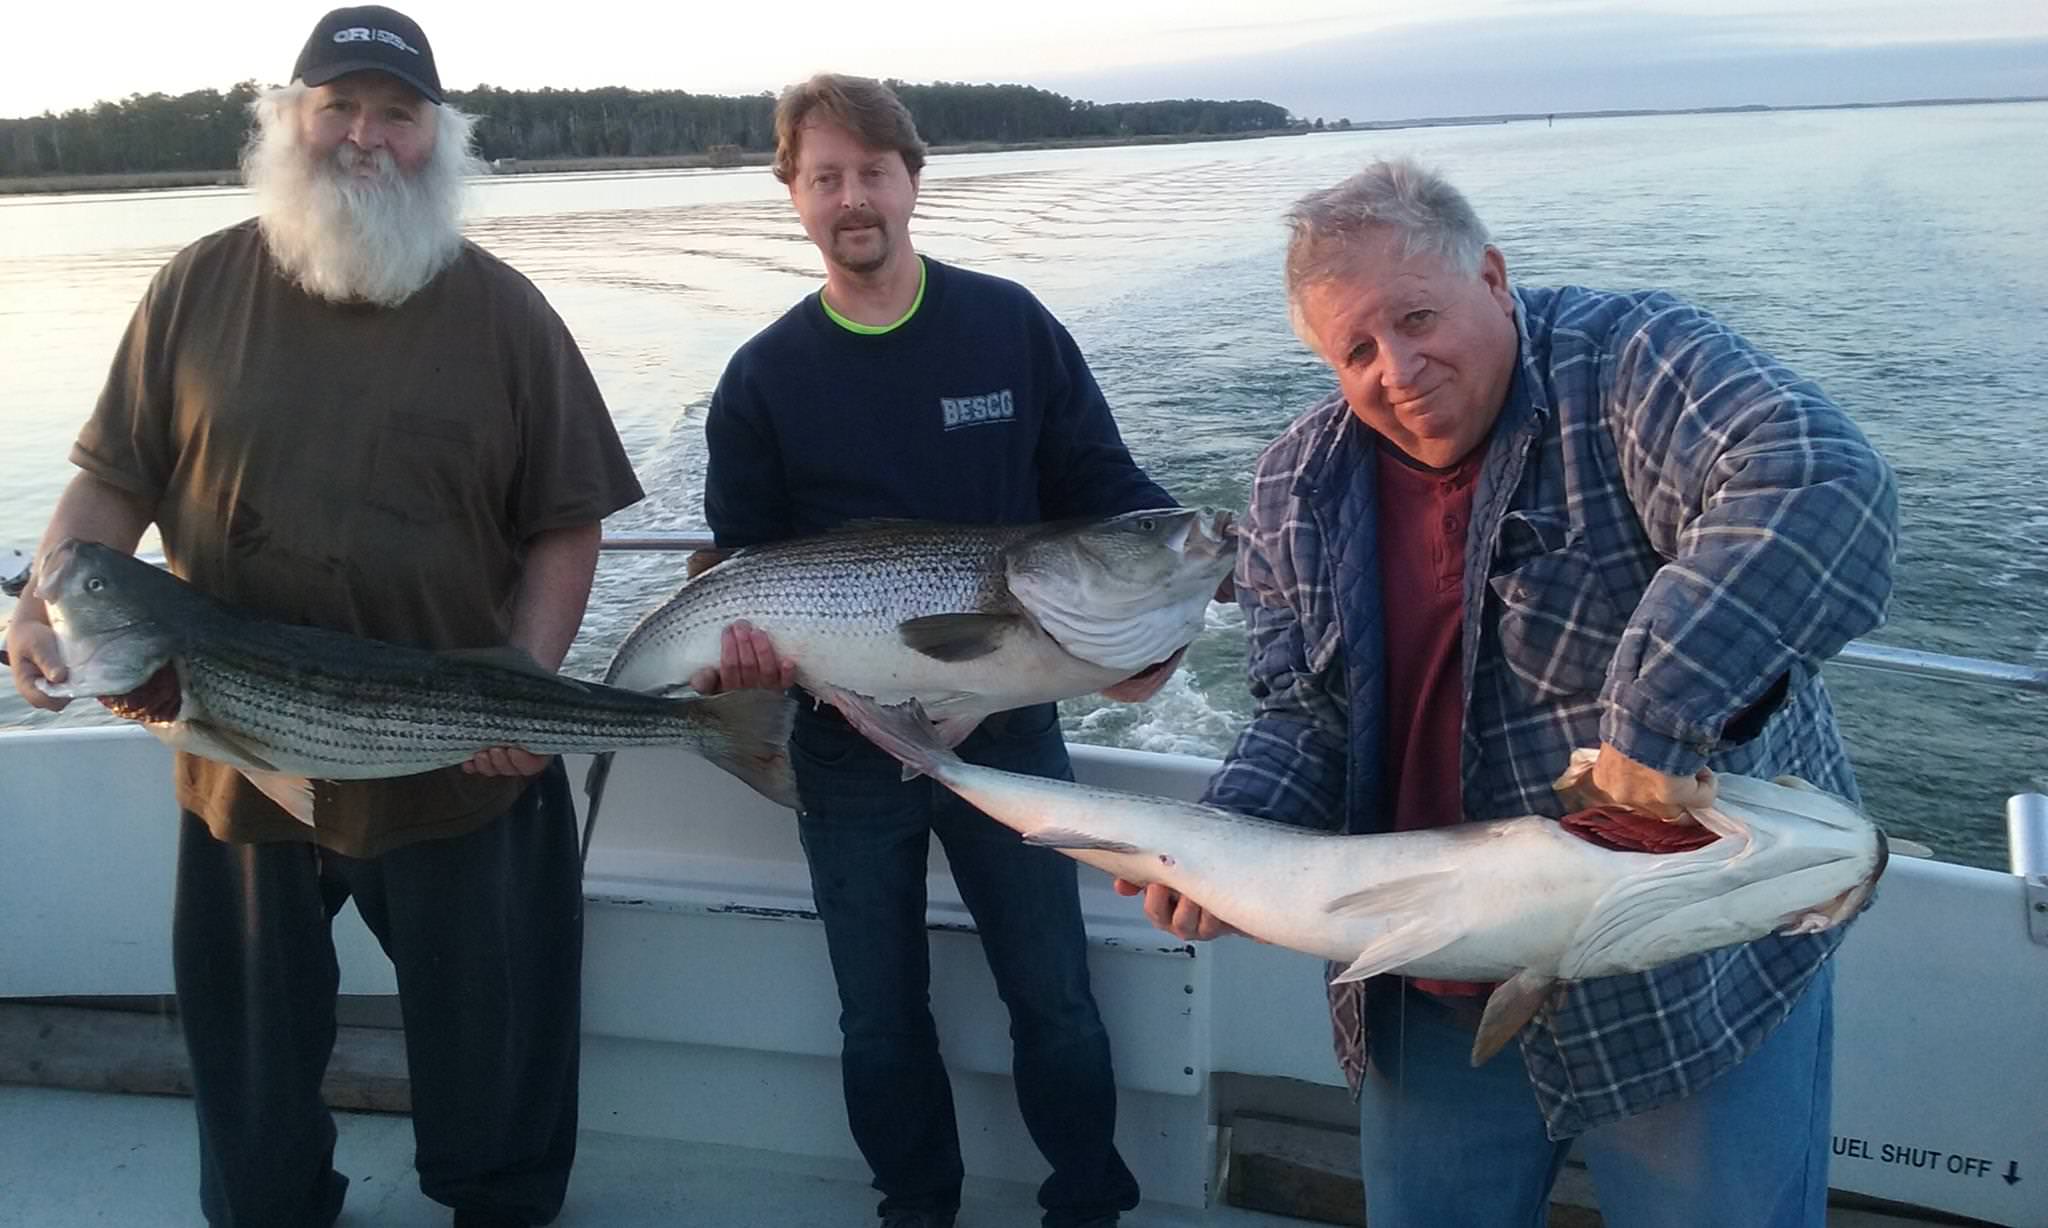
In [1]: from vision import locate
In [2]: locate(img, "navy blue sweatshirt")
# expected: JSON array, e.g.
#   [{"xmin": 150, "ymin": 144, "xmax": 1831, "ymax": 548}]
[{"xmin": 703, "ymin": 258, "xmax": 1173, "ymax": 549}]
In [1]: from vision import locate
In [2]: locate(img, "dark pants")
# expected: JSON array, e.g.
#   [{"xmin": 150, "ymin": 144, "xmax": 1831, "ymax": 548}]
[
  {"xmin": 793, "ymin": 704, "xmax": 1140, "ymax": 1227},
  {"xmin": 172, "ymin": 760, "xmax": 583, "ymax": 1228}
]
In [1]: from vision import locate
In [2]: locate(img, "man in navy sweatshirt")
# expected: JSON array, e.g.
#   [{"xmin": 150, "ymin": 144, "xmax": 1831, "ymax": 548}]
[{"xmin": 685, "ymin": 74, "xmax": 1181, "ymax": 1228}]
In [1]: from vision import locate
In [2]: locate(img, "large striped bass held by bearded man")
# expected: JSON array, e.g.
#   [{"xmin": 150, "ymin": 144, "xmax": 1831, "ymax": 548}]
[{"xmin": 27, "ymin": 538, "xmax": 797, "ymax": 823}]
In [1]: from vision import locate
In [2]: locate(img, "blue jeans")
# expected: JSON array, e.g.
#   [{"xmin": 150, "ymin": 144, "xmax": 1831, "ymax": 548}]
[
  {"xmin": 792, "ymin": 703, "xmax": 1140, "ymax": 1227},
  {"xmin": 1357, "ymin": 962, "xmax": 1834, "ymax": 1228}
]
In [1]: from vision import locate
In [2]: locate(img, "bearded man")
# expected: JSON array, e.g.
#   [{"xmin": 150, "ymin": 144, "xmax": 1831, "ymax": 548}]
[{"xmin": 3, "ymin": 8, "xmax": 642, "ymax": 1226}]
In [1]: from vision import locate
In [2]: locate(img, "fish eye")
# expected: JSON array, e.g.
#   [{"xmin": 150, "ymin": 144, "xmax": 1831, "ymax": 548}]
[
  {"xmin": 1137, "ymin": 517, "xmax": 1157, "ymax": 532},
  {"xmin": 85, "ymin": 577, "xmax": 105, "ymax": 593}
]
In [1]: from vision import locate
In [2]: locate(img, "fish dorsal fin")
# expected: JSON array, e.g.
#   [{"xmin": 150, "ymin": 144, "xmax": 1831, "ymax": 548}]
[
  {"xmin": 898, "ymin": 613, "xmax": 1026, "ymax": 662},
  {"xmin": 1470, "ymin": 968, "xmax": 1558, "ymax": 1066},
  {"xmin": 1025, "ymin": 828, "xmax": 1142, "ymax": 854}
]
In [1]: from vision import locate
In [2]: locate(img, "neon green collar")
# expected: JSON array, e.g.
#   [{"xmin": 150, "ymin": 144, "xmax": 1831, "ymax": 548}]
[{"xmin": 820, "ymin": 258, "xmax": 926, "ymax": 335}]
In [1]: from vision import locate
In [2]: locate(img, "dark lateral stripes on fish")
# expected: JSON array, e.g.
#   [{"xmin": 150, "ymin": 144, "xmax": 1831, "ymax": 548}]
[
  {"xmin": 30, "ymin": 539, "xmax": 797, "ymax": 822},
  {"xmin": 582, "ymin": 507, "xmax": 1236, "ymax": 843}
]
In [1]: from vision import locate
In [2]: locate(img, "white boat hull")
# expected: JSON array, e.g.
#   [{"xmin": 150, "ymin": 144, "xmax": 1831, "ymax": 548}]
[{"xmin": 1, "ymin": 726, "xmax": 2041, "ymax": 1225}]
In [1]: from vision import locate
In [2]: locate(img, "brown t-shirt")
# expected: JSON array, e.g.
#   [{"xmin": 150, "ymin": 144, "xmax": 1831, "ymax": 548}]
[{"xmin": 71, "ymin": 219, "xmax": 644, "ymax": 857}]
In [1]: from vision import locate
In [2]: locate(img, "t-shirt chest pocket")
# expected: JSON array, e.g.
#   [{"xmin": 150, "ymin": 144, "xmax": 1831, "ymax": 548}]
[
  {"xmin": 1488, "ymin": 511, "xmax": 1627, "ymax": 704},
  {"xmin": 366, "ymin": 411, "xmax": 482, "ymax": 527}
]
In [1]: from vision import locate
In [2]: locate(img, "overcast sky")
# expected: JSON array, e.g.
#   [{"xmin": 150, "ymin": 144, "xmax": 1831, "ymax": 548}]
[{"xmin": 7, "ymin": 0, "xmax": 2045, "ymax": 120}]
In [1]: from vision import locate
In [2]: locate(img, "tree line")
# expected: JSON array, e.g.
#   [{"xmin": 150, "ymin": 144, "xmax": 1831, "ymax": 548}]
[{"xmin": 1, "ymin": 81, "xmax": 1297, "ymax": 178}]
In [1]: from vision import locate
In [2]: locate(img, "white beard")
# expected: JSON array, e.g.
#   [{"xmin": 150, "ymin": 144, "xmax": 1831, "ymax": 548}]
[{"xmin": 242, "ymin": 87, "xmax": 481, "ymax": 308}]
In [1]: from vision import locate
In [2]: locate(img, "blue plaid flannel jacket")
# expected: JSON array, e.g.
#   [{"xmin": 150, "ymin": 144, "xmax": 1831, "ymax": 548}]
[{"xmin": 1202, "ymin": 285, "xmax": 1899, "ymax": 1138}]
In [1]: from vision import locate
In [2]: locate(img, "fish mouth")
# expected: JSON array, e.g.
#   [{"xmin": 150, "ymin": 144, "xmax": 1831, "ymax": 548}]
[
  {"xmin": 1182, "ymin": 508, "xmax": 1238, "ymax": 561},
  {"xmin": 1780, "ymin": 829, "xmax": 1890, "ymax": 934}
]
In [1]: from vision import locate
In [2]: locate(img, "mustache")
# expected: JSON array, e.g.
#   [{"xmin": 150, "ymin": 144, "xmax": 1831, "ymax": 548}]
[
  {"xmin": 834, "ymin": 208, "xmax": 884, "ymax": 233},
  {"xmin": 332, "ymin": 142, "xmax": 400, "ymax": 182}
]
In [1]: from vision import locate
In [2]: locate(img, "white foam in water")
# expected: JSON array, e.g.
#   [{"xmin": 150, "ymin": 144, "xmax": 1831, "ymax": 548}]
[{"xmin": 1061, "ymin": 600, "xmax": 1253, "ymax": 760}]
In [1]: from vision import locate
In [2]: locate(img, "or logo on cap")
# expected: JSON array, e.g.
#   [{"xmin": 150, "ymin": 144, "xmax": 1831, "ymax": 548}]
[{"xmin": 331, "ymin": 27, "xmax": 423, "ymax": 56}]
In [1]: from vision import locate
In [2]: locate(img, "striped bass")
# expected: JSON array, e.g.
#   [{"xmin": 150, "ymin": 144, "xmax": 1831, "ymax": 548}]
[
  {"xmin": 28, "ymin": 539, "xmax": 797, "ymax": 823},
  {"xmin": 823, "ymin": 686, "xmax": 1890, "ymax": 1065},
  {"xmin": 603, "ymin": 507, "xmax": 1237, "ymax": 731},
  {"xmin": 579, "ymin": 508, "xmax": 1235, "ymax": 831}
]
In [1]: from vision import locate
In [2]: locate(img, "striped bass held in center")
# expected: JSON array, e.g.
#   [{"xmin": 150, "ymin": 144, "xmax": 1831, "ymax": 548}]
[
  {"xmin": 821, "ymin": 686, "xmax": 1890, "ymax": 1066},
  {"xmin": 28, "ymin": 538, "xmax": 797, "ymax": 824},
  {"xmin": 581, "ymin": 507, "xmax": 1235, "ymax": 825}
]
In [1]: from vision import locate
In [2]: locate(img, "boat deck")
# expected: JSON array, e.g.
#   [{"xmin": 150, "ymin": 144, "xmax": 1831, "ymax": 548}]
[
  {"xmin": 0, "ymin": 1084, "xmax": 1314, "ymax": 1228},
  {"xmin": 0, "ymin": 1085, "xmax": 1968, "ymax": 1228}
]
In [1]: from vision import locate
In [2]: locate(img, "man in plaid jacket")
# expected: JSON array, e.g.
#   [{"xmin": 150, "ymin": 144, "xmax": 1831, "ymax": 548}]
[{"xmin": 1121, "ymin": 159, "xmax": 1898, "ymax": 1227}]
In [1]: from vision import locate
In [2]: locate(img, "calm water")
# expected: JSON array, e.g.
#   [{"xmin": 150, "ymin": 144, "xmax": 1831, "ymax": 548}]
[{"xmin": 3, "ymin": 104, "xmax": 2043, "ymax": 868}]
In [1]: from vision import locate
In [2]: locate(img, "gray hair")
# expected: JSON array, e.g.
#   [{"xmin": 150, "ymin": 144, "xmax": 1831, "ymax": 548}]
[
  {"xmin": 1283, "ymin": 158, "xmax": 1492, "ymax": 347},
  {"xmin": 241, "ymin": 82, "xmax": 487, "ymax": 306}
]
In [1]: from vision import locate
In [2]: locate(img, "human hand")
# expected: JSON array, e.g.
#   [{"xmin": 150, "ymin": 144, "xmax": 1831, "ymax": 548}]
[
  {"xmin": 687, "ymin": 619, "xmax": 796, "ymax": 696},
  {"xmin": 685, "ymin": 548, "xmax": 728, "ymax": 580},
  {"xmin": 1099, "ymin": 645, "xmax": 1186, "ymax": 704},
  {"xmin": 1113, "ymin": 878, "xmax": 1236, "ymax": 941},
  {"xmin": 5, "ymin": 615, "xmax": 73, "ymax": 712},
  {"xmin": 1588, "ymin": 743, "xmax": 1716, "ymax": 821},
  {"xmin": 462, "ymin": 746, "xmax": 551, "ymax": 777}
]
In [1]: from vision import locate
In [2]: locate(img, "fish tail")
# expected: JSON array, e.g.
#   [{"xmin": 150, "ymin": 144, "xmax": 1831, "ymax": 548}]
[
  {"xmin": 815, "ymin": 685, "xmax": 960, "ymax": 781},
  {"xmin": 683, "ymin": 688, "xmax": 800, "ymax": 809}
]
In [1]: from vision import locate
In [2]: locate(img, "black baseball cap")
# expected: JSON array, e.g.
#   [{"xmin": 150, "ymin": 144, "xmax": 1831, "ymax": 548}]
[{"xmin": 292, "ymin": 6, "xmax": 443, "ymax": 104}]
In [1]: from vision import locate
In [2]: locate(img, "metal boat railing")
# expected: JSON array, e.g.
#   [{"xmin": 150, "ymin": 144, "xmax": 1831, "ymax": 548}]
[{"xmin": 593, "ymin": 530, "xmax": 2048, "ymax": 694}]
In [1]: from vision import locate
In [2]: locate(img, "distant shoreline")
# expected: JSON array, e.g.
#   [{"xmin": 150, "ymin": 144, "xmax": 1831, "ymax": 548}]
[
  {"xmin": 4, "ymin": 93, "xmax": 2041, "ymax": 199},
  {"xmin": 0, "ymin": 127, "xmax": 1305, "ymax": 198}
]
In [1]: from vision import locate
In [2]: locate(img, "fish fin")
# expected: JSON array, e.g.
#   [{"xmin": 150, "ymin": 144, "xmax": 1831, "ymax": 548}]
[
  {"xmin": 689, "ymin": 689, "xmax": 799, "ymax": 809},
  {"xmin": 239, "ymin": 770, "xmax": 317, "ymax": 827},
  {"xmin": 1331, "ymin": 916, "xmax": 1462, "ymax": 984},
  {"xmin": 1026, "ymin": 828, "xmax": 1142, "ymax": 854},
  {"xmin": 1884, "ymin": 836, "xmax": 1933, "ymax": 859},
  {"xmin": 897, "ymin": 613, "xmax": 1025, "ymax": 663},
  {"xmin": 816, "ymin": 685, "xmax": 963, "ymax": 782},
  {"xmin": 1470, "ymin": 969, "xmax": 1557, "ymax": 1066},
  {"xmin": 1323, "ymin": 869, "xmax": 1459, "ymax": 918},
  {"xmin": 185, "ymin": 720, "xmax": 280, "ymax": 773},
  {"xmin": 933, "ymin": 713, "xmax": 984, "ymax": 748}
]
